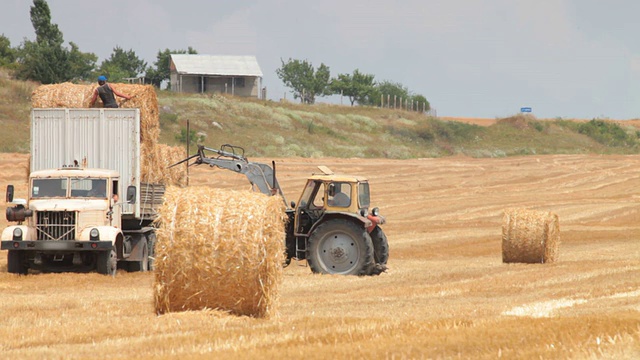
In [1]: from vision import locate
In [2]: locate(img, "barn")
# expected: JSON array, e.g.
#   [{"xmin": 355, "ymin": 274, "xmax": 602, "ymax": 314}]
[{"xmin": 169, "ymin": 54, "xmax": 263, "ymax": 98}]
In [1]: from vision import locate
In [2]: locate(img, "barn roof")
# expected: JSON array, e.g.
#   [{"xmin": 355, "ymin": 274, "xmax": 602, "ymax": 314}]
[{"xmin": 170, "ymin": 55, "xmax": 263, "ymax": 77}]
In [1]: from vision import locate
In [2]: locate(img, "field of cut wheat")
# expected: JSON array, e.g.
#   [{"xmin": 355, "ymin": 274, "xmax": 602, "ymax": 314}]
[{"xmin": 0, "ymin": 153, "xmax": 639, "ymax": 359}]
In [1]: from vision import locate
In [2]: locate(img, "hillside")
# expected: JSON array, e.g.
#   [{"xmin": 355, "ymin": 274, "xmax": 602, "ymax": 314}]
[{"xmin": 2, "ymin": 72, "xmax": 640, "ymax": 157}]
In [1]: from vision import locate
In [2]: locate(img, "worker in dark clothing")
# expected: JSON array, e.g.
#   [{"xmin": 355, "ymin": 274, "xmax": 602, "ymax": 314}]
[{"xmin": 90, "ymin": 75, "xmax": 131, "ymax": 108}]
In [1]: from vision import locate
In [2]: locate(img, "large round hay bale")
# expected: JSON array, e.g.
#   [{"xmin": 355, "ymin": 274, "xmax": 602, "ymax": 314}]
[
  {"xmin": 154, "ymin": 186, "xmax": 287, "ymax": 318},
  {"xmin": 502, "ymin": 208, "xmax": 560, "ymax": 263}
]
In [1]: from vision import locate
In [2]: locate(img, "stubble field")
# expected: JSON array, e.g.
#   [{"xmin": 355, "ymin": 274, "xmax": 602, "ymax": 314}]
[{"xmin": 0, "ymin": 153, "xmax": 639, "ymax": 359}]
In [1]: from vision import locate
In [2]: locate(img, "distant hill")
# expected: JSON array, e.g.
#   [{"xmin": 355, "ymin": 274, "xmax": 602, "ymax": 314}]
[{"xmin": 2, "ymin": 70, "xmax": 640, "ymax": 157}]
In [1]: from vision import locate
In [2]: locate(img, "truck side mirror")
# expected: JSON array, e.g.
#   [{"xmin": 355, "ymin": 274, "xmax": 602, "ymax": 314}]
[
  {"xmin": 126, "ymin": 186, "xmax": 136, "ymax": 204},
  {"xmin": 6, "ymin": 185, "xmax": 14, "ymax": 203},
  {"xmin": 328, "ymin": 183, "xmax": 335, "ymax": 197}
]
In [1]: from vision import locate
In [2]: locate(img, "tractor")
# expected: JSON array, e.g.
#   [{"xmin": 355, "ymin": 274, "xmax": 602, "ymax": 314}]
[{"xmin": 171, "ymin": 144, "xmax": 388, "ymax": 276}]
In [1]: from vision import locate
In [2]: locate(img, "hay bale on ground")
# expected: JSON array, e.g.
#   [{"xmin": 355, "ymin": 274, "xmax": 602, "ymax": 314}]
[
  {"xmin": 502, "ymin": 208, "xmax": 560, "ymax": 264},
  {"xmin": 154, "ymin": 187, "xmax": 287, "ymax": 318}
]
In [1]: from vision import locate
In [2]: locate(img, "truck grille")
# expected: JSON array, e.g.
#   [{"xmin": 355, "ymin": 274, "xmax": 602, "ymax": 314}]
[{"xmin": 36, "ymin": 211, "xmax": 76, "ymax": 241}]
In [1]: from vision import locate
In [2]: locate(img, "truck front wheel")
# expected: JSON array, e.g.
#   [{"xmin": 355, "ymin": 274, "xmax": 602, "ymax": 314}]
[
  {"xmin": 307, "ymin": 219, "xmax": 374, "ymax": 275},
  {"xmin": 97, "ymin": 247, "xmax": 117, "ymax": 276},
  {"xmin": 7, "ymin": 250, "xmax": 28, "ymax": 275}
]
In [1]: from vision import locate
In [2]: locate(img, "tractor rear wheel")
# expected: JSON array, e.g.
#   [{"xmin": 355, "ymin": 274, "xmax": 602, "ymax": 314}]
[
  {"xmin": 97, "ymin": 247, "xmax": 117, "ymax": 276},
  {"xmin": 7, "ymin": 250, "xmax": 28, "ymax": 275},
  {"xmin": 370, "ymin": 226, "xmax": 389, "ymax": 265},
  {"xmin": 307, "ymin": 219, "xmax": 374, "ymax": 275}
]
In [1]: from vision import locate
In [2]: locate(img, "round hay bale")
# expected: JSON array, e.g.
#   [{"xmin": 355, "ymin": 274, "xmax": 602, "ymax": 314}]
[
  {"xmin": 154, "ymin": 186, "xmax": 287, "ymax": 318},
  {"xmin": 502, "ymin": 208, "xmax": 560, "ymax": 264}
]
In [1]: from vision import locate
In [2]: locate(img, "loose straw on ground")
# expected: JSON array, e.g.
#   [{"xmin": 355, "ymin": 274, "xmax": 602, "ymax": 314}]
[
  {"xmin": 502, "ymin": 208, "xmax": 560, "ymax": 264},
  {"xmin": 154, "ymin": 186, "xmax": 287, "ymax": 318}
]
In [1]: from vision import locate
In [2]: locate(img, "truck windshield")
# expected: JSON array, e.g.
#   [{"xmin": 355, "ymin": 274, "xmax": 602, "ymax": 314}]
[
  {"xmin": 71, "ymin": 178, "xmax": 107, "ymax": 198},
  {"xmin": 32, "ymin": 178, "xmax": 67, "ymax": 198}
]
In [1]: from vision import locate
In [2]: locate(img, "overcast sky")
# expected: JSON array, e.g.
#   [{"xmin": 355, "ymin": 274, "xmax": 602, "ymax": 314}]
[{"xmin": 2, "ymin": 0, "xmax": 640, "ymax": 119}]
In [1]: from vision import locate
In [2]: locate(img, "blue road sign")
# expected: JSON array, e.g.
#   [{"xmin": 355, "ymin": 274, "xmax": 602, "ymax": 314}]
[{"xmin": 521, "ymin": 107, "xmax": 532, "ymax": 113}]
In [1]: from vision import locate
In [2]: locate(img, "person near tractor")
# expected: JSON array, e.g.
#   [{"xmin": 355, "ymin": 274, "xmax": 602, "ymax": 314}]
[{"xmin": 90, "ymin": 75, "xmax": 131, "ymax": 108}]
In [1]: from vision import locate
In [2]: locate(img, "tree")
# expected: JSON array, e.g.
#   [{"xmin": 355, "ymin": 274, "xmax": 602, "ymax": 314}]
[
  {"xmin": 146, "ymin": 47, "xmax": 197, "ymax": 88},
  {"xmin": 370, "ymin": 81, "xmax": 410, "ymax": 107},
  {"xmin": 276, "ymin": 58, "xmax": 331, "ymax": 104},
  {"xmin": 0, "ymin": 34, "xmax": 16, "ymax": 67},
  {"xmin": 15, "ymin": 0, "xmax": 97, "ymax": 83},
  {"xmin": 411, "ymin": 94, "xmax": 430, "ymax": 112},
  {"xmin": 97, "ymin": 46, "xmax": 147, "ymax": 82},
  {"xmin": 29, "ymin": 0, "xmax": 63, "ymax": 46},
  {"xmin": 331, "ymin": 69, "xmax": 376, "ymax": 106},
  {"xmin": 68, "ymin": 42, "xmax": 97, "ymax": 81}
]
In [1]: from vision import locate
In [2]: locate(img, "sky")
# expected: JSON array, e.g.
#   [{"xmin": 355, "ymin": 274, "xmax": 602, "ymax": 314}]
[{"xmin": 2, "ymin": 0, "xmax": 640, "ymax": 119}]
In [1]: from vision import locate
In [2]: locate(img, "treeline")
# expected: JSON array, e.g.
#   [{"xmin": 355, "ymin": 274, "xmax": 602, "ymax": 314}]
[
  {"xmin": 1, "ymin": 0, "xmax": 431, "ymax": 112},
  {"xmin": 0, "ymin": 0, "xmax": 194, "ymax": 87},
  {"xmin": 276, "ymin": 58, "xmax": 430, "ymax": 112}
]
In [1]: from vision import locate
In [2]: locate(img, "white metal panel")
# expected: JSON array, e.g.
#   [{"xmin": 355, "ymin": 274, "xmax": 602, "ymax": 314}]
[
  {"xmin": 31, "ymin": 108, "xmax": 141, "ymax": 217},
  {"xmin": 170, "ymin": 54, "xmax": 263, "ymax": 77}
]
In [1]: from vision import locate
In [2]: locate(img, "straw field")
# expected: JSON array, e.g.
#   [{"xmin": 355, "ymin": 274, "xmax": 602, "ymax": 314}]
[{"xmin": 0, "ymin": 153, "xmax": 639, "ymax": 359}]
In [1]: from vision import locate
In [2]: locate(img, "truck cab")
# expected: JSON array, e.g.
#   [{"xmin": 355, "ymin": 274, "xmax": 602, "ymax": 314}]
[{"xmin": 1, "ymin": 167, "xmax": 140, "ymax": 275}]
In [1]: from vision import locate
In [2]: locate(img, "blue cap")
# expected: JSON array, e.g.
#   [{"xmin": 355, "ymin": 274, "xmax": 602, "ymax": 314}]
[{"xmin": 98, "ymin": 75, "xmax": 107, "ymax": 82}]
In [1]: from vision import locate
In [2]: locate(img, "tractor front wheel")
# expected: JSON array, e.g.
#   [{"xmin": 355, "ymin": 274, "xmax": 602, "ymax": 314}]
[{"xmin": 307, "ymin": 219, "xmax": 374, "ymax": 275}]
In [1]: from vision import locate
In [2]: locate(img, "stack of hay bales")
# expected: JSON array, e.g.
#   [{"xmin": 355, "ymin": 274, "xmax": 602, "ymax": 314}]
[
  {"xmin": 31, "ymin": 83, "xmax": 185, "ymax": 186},
  {"xmin": 502, "ymin": 208, "xmax": 560, "ymax": 263},
  {"xmin": 153, "ymin": 187, "xmax": 287, "ymax": 318}
]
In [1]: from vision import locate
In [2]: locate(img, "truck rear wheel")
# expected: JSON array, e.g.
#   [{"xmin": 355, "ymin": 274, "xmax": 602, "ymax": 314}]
[
  {"xmin": 307, "ymin": 219, "xmax": 374, "ymax": 275},
  {"xmin": 370, "ymin": 226, "xmax": 389, "ymax": 265},
  {"xmin": 97, "ymin": 247, "xmax": 117, "ymax": 276},
  {"xmin": 147, "ymin": 233, "xmax": 156, "ymax": 271},
  {"xmin": 7, "ymin": 250, "xmax": 28, "ymax": 275},
  {"xmin": 128, "ymin": 240, "xmax": 148, "ymax": 272}
]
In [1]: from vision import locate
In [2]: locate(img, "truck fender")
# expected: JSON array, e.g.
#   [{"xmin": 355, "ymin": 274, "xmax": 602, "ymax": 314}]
[
  {"xmin": 1, "ymin": 225, "xmax": 32, "ymax": 241},
  {"xmin": 78, "ymin": 226, "xmax": 122, "ymax": 244}
]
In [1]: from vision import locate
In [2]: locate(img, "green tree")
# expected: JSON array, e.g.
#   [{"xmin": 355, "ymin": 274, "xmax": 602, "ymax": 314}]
[
  {"xmin": 30, "ymin": 0, "xmax": 63, "ymax": 46},
  {"xmin": 68, "ymin": 42, "xmax": 97, "ymax": 81},
  {"xmin": 0, "ymin": 34, "xmax": 16, "ymax": 67},
  {"xmin": 15, "ymin": 0, "xmax": 97, "ymax": 83},
  {"xmin": 411, "ymin": 94, "xmax": 430, "ymax": 112},
  {"xmin": 145, "ymin": 47, "xmax": 197, "ymax": 88},
  {"xmin": 276, "ymin": 58, "xmax": 331, "ymax": 104},
  {"xmin": 331, "ymin": 69, "xmax": 376, "ymax": 106},
  {"xmin": 370, "ymin": 81, "xmax": 410, "ymax": 107},
  {"xmin": 97, "ymin": 46, "xmax": 147, "ymax": 81}
]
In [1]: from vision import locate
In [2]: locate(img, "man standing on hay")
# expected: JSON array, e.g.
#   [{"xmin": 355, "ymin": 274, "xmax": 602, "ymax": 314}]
[{"xmin": 90, "ymin": 75, "xmax": 131, "ymax": 108}]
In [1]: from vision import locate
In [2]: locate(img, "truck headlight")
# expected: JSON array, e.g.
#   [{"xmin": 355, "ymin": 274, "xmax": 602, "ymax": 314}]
[
  {"xmin": 12, "ymin": 228, "xmax": 23, "ymax": 240},
  {"xmin": 90, "ymin": 228, "xmax": 100, "ymax": 241},
  {"xmin": 371, "ymin": 207, "xmax": 380, "ymax": 216}
]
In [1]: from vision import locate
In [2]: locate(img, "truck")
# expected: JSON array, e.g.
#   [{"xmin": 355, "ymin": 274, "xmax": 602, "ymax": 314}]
[
  {"xmin": 172, "ymin": 144, "xmax": 389, "ymax": 276},
  {"xmin": 1, "ymin": 108, "xmax": 164, "ymax": 275}
]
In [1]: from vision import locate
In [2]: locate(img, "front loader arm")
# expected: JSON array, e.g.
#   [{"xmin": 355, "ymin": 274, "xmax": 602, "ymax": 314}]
[{"xmin": 170, "ymin": 144, "xmax": 287, "ymax": 204}]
